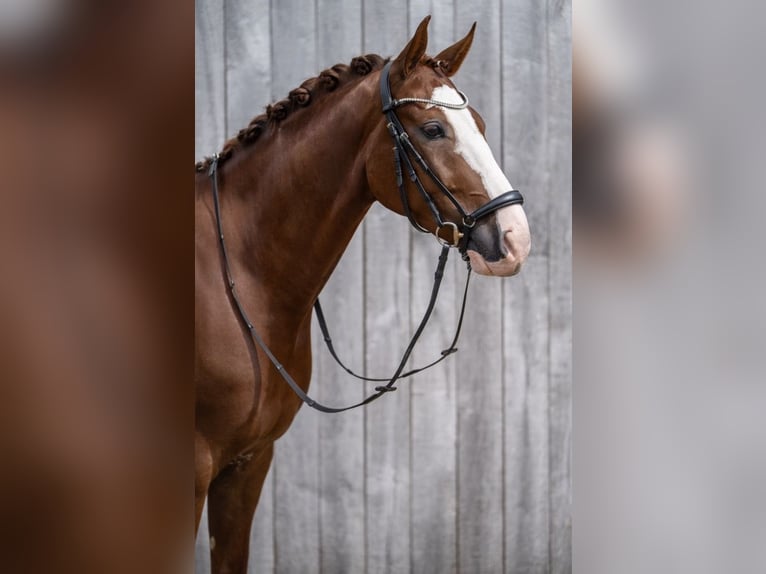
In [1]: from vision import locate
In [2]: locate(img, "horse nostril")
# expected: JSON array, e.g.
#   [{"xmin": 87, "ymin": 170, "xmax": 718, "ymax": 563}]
[{"xmin": 464, "ymin": 219, "xmax": 506, "ymax": 262}]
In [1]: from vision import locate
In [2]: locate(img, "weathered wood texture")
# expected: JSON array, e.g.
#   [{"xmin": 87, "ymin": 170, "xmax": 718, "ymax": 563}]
[{"xmin": 195, "ymin": 0, "xmax": 571, "ymax": 571}]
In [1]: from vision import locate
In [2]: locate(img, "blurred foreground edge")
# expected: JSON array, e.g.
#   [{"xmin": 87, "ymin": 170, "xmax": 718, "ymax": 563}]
[
  {"xmin": 0, "ymin": 2, "xmax": 194, "ymax": 573},
  {"xmin": 575, "ymin": 1, "xmax": 766, "ymax": 573}
]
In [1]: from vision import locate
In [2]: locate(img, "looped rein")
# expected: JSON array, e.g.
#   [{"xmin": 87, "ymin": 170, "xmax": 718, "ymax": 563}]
[{"xmin": 209, "ymin": 155, "xmax": 465, "ymax": 413}]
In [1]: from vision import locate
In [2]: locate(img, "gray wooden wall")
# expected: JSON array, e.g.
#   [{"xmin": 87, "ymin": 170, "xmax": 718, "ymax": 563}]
[{"xmin": 195, "ymin": 1, "xmax": 571, "ymax": 572}]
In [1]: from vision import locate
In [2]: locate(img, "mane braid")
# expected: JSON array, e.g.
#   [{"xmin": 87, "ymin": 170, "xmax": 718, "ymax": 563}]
[{"xmin": 195, "ymin": 54, "xmax": 387, "ymax": 173}]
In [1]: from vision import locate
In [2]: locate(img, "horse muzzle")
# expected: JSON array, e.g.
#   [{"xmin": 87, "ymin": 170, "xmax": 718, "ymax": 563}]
[{"xmin": 463, "ymin": 204, "xmax": 530, "ymax": 277}]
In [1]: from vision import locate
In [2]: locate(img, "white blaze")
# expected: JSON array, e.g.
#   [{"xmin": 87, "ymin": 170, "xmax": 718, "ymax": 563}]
[
  {"xmin": 428, "ymin": 85, "xmax": 515, "ymax": 200},
  {"xmin": 427, "ymin": 85, "xmax": 530, "ymax": 275}
]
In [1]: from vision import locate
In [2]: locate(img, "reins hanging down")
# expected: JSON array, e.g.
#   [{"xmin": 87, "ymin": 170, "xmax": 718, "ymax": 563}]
[
  {"xmin": 313, "ymin": 264, "xmax": 472, "ymax": 383},
  {"xmin": 208, "ymin": 60, "xmax": 524, "ymax": 413},
  {"xmin": 210, "ymin": 155, "xmax": 459, "ymax": 412},
  {"xmin": 313, "ymin": 61, "xmax": 526, "ymax": 384}
]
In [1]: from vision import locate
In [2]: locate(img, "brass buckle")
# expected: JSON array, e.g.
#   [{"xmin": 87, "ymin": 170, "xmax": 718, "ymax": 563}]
[{"xmin": 436, "ymin": 222, "xmax": 463, "ymax": 247}]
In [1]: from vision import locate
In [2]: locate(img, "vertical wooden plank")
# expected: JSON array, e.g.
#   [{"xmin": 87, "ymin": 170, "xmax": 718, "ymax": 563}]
[
  {"xmin": 407, "ymin": 6, "xmax": 460, "ymax": 574},
  {"xmin": 317, "ymin": 0, "xmax": 363, "ymax": 64},
  {"xmin": 502, "ymin": 0, "xmax": 554, "ymax": 571},
  {"xmin": 453, "ymin": 2, "xmax": 507, "ymax": 573},
  {"xmin": 226, "ymin": 0, "xmax": 273, "ymax": 136},
  {"xmin": 503, "ymin": 256, "xmax": 551, "ymax": 573},
  {"xmin": 362, "ymin": 2, "xmax": 411, "ymax": 572},
  {"xmin": 268, "ymin": 2, "xmax": 320, "ymax": 573},
  {"xmin": 195, "ymin": 0, "xmax": 226, "ymax": 159},
  {"xmin": 195, "ymin": 2, "xmax": 224, "ymax": 572},
  {"xmin": 501, "ymin": 0, "xmax": 550, "ymax": 255},
  {"xmin": 545, "ymin": 1, "xmax": 572, "ymax": 572},
  {"xmin": 314, "ymin": 2, "xmax": 367, "ymax": 573},
  {"xmin": 221, "ymin": 3, "xmax": 277, "ymax": 572},
  {"xmin": 270, "ymin": 0, "xmax": 318, "ymax": 101}
]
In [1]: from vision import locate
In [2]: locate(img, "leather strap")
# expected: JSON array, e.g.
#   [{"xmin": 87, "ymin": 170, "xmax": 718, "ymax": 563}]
[
  {"xmin": 467, "ymin": 190, "xmax": 524, "ymax": 222},
  {"xmin": 314, "ymin": 259, "xmax": 472, "ymax": 382},
  {"xmin": 209, "ymin": 157, "xmax": 455, "ymax": 413},
  {"xmin": 379, "ymin": 61, "xmax": 525, "ymax": 251}
]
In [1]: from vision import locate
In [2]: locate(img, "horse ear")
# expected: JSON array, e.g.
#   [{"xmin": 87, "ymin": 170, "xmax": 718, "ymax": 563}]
[
  {"xmin": 433, "ymin": 22, "xmax": 476, "ymax": 77},
  {"xmin": 394, "ymin": 15, "xmax": 431, "ymax": 78}
]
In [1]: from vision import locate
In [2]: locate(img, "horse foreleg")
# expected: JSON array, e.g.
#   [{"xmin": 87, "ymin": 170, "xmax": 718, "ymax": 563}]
[{"xmin": 207, "ymin": 443, "xmax": 274, "ymax": 574}]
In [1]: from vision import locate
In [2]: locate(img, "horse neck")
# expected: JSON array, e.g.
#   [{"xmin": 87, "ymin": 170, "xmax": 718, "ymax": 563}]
[{"xmin": 217, "ymin": 79, "xmax": 379, "ymax": 322}]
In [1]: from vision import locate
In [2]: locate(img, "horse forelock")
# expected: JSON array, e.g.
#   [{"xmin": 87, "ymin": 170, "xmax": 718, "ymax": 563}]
[{"xmin": 194, "ymin": 54, "xmax": 389, "ymax": 173}]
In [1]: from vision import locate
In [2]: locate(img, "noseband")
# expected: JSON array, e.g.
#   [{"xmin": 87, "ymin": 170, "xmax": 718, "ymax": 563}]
[
  {"xmin": 379, "ymin": 61, "xmax": 524, "ymax": 254},
  {"xmin": 207, "ymin": 60, "xmax": 526, "ymax": 413}
]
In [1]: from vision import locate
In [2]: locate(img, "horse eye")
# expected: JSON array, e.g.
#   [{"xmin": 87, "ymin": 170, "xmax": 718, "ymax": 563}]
[{"xmin": 420, "ymin": 121, "xmax": 445, "ymax": 139}]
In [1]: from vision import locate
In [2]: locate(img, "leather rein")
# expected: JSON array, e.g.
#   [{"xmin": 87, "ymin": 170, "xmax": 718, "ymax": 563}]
[{"xmin": 207, "ymin": 61, "xmax": 524, "ymax": 413}]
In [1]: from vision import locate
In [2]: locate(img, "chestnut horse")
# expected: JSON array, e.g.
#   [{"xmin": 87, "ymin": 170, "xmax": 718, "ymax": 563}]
[{"xmin": 195, "ymin": 16, "xmax": 530, "ymax": 573}]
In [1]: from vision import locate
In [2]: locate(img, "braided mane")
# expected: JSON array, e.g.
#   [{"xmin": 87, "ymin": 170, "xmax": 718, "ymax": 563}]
[{"xmin": 195, "ymin": 54, "xmax": 389, "ymax": 173}]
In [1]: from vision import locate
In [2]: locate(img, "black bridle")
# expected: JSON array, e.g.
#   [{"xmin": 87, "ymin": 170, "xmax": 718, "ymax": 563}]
[
  {"xmin": 378, "ymin": 60, "xmax": 524, "ymax": 252},
  {"xmin": 207, "ymin": 61, "xmax": 524, "ymax": 413}
]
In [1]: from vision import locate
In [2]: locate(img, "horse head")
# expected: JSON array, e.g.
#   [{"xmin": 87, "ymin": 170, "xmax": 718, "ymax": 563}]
[{"xmin": 365, "ymin": 16, "xmax": 531, "ymax": 276}]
